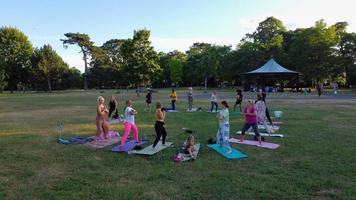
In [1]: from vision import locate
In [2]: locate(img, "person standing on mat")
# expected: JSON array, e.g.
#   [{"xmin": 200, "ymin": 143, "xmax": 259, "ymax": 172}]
[
  {"xmin": 233, "ymin": 89, "xmax": 243, "ymax": 112},
  {"xmin": 119, "ymin": 100, "xmax": 139, "ymax": 148},
  {"xmin": 255, "ymin": 94, "xmax": 272, "ymax": 134},
  {"xmin": 216, "ymin": 101, "xmax": 232, "ymax": 154},
  {"xmin": 145, "ymin": 90, "xmax": 152, "ymax": 112},
  {"xmin": 258, "ymin": 88, "xmax": 273, "ymax": 125},
  {"xmin": 96, "ymin": 96, "xmax": 109, "ymax": 139},
  {"xmin": 152, "ymin": 102, "xmax": 167, "ymax": 149},
  {"xmin": 108, "ymin": 95, "xmax": 119, "ymax": 119},
  {"xmin": 170, "ymin": 89, "xmax": 177, "ymax": 110},
  {"xmin": 187, "ymin": 87, "xmax": 193, "ymax": 111},
  {"xmin": 240, "ymin": 100, "xmax": 262, "ymax": 145},
  {"xmin": 210, "ymin": 91, "xmax": 218, "ymax": 112}
]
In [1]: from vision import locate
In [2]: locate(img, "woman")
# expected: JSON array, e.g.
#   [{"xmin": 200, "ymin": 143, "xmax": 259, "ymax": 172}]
[
  {"xmin": 108, "ymin": 95, "xmax": 119, "ymax": 119},
  {"xmin": 216, "ymin": 101, "xmax": 232, "ymax": 154},
  {"xmin": 119, "ymin": 100, "xmax": 139, "ymax": 148},
  {"xmin": 240, "ymin": 100, "xmax": 262, "ymax": 145},
  {"xmin": 152, "ymin": 102, "xmax": 167, "ymax": 149},
  {"xmin": 255, "ymin": 94, "xmax": 271, "ymax": 134},
  {"xmin": 210, "ymin": 91, "xmax": 218, "ymax": 112},
  {"xmin": 233, "ymin": 89, "xmax": 243, "ymax": 112},
  {"xmin": 96, "ymin": 96, "xmax": 109, "ymax": 139},
  {"xmin": 170, "ymin": 89, "xmax": 177, "ymax": 110}
]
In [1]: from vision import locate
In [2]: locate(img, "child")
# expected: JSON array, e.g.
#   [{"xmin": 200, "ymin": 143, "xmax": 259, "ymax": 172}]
[
  {"xmin": 233, "ymin": 89, "xmax": 243, "ymax": 112},
  {"xmin": 152, "ymin": 102, "xmax": 167, "ymax": 149},
  {"xmin": 108, "ymin": 95, "xmax": 119, "ymax": 119},
  {"xmin": 175, "ymin": 134, "xmax": 195, "ymax": 160},
  {"xmin": 210, "ymin": 91, "xmax": 218, "ymax": 112},
  {"xmin": 96, "ymin": 96, "xmax": 109, "ymax": 139},
  {"xmin": 216, "ymin": 101, "xmax": 232, "ymax": 154},
  {"xmin": 240, "ymin": 100, "xmax": 262, "ymax": 145},
  {"xmin": 145, "ymin": 90, "xmax": 152, "ymax": 112},
  {"xmin": 119, "ymin": 100, "xmax": 139, "ymax": 148},
  {"xmin": 169, "ymin": 89, "xmax": 177, "ymax": 110},
  {"xmin": 187, "ymin": 87, "xmax": 193, "ymax": 111}
]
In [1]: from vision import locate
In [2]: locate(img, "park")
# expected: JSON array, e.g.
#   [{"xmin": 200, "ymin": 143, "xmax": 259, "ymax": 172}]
[{"xmin": 1, "ymin": 1, "xmax": 356, "ymax": 199}]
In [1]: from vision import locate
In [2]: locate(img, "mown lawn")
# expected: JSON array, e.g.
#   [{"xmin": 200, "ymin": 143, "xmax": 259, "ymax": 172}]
[{"xmin": 0, "ymin": 89, "xmax": 355, "ymax": 200}]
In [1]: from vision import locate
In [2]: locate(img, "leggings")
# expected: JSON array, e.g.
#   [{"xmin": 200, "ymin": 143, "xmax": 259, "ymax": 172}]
[
  {"xmin": 171, "ymin": 100, "xmax": 176, "ymax": 110},
  {"xmin": 241, "ymin": 123, "xmax": 260, "ymax": 137},
  {"xmin": 265, "ymin": 107, "xmax": 272, "ymax": 124},
  {"xmin": 216, "ymin": 123, "xmax": 231, "ymax": 150},
  {"xmin": 120, "ymin": 122, "xmax": 139, "ymax": 146},
  {"xmin": 153, "ymin": 121, "xmax": 167, "ymax": 148},
  {"xmin": 210, "ymin": 101, "xmax": 218, "ymax": 112}
]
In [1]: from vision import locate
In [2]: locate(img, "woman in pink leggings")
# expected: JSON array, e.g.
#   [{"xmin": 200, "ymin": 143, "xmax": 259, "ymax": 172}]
[{"xmin": 120, "ymin": 100, "xmax": 139, "ymax": 147}]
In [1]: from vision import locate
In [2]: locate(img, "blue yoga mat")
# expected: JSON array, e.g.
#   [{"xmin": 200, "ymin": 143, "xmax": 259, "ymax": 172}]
[{"xmin": 207, "ymin": 144, "xmax": 247, "ymax": 159}]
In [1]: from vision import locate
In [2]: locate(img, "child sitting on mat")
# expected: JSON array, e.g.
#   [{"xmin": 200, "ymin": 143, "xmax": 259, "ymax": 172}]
[
  {"xmin": 96, "ymin": 96, "xmax": 109, "ymax": 139},
  {"xmin": 119, "ymin": 100, "xmax": 139, "ymax": 148},
  {"xmin": 175, "ymin": 134, "xmax": 195, "ymax": 161},
  {"xmin": 152, "ymin": 102, "xmax": 167, "ymax": 149},
  {"xmin": 216, "ymin": 101, "xmax": 232, "ymax": 154},
  {"xmin": 240, "ymin": 100, "xmax": 262, "ymax": 145}
]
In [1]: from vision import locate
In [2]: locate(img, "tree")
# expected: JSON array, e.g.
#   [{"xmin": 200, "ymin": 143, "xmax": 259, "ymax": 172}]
[
  {"xmin": 169, "ymin": 57, "xmax": 183, "ymax": 86},
  {"xmin": 120, "ymin": 29, "xmax": 160, "ymax": 95},
  {"xmin": 339, "ymin": 32, "xmax": 356, "ymax": 85},
  {"xmin": 61, "ymin": 33, "xmax": 94, "ymax": 90},
  {"xmin": 0, "ymin": 26, "xmax": 33, "ymax": 93},
  {"xmin": 35, "ymin": 44, "xmax": 67, "ymax": 91}
]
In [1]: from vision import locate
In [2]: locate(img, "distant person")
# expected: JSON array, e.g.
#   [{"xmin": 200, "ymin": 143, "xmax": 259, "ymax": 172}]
[
  {"xmin": 108, "ymin": 95, "xmax": 119, "ymax": 119},
  {"xmin": 119, "ymin": 100, "xmax": 139, "ymax": 148},
  {"xmin": 96, "ymin": 96, "xmax": 109, "ymax": 139},
  {"xmin": 152, "ymin": 102, "xmax": 167, "ymax": 149},
  {"xmin": 170, "ymin": 89, "xmax": 177, "ymax": 110},
  {"xmin": 145, "ymin": 90, "xmax": 152, "ymax": 112},
  {"xmin": 333, "ymin": 83, "xmax": 338, "ymax": 95},
  {"xmin": 317, "ymin": 83, "xmax": 323, "ymax": 97},
  {"xmin": 216, "ymin": 101, "xmax": 232, "ymax": 154},
  {"xmin": 210, "ymin": 91, "xmax": 218, "ymax": 112},
  {"xmin": 187, "ymin": 87, "xmax": 193, "ymax": 111},
  {"xmin": 233, "ymin": 89, "xmax": 243, "ymax": 112},
  {"xmin": 240, "ymin": 100, "xmax": 262, "ymax": 145}
]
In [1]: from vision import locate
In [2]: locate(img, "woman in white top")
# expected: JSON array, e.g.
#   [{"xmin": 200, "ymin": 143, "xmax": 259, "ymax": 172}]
[
  {"xmin": 119, "ymin": 100, "xmax": 139, "ymax": 148},
  {"xmin": 255, "ymin": 94, "xmax": 271, "ymax": 134}
]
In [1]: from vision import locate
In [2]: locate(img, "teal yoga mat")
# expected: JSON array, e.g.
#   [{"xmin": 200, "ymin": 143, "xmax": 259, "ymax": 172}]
[{"xmin": 207, "ymin": 144, "xmax": 247, "ymax": 159}]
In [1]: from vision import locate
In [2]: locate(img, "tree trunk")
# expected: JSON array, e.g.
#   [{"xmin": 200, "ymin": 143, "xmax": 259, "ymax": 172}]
[
  {"xmin": 82, "ymin": 49, "xmax": 88, "ymax": 90},
  {"xmin": 47, "ymin": 76, "xmax": 52, "ymax": 92},
  {"xmin": 204, "ymin": 76, "xmax": 208, "ymax": 92}
]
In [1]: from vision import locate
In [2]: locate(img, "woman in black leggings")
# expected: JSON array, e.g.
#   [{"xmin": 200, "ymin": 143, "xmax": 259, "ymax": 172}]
[{"xmin": 153, "ymin": 102, "xmax": 167, "ymax": 148}]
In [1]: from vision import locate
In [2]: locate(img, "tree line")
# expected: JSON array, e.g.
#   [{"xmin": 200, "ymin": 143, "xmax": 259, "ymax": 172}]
[{"xmin": 0, "ymin": 16, "xmax": 355, "ymax": 92}]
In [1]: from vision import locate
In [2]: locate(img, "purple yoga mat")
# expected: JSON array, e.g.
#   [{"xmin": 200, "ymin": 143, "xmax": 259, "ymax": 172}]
[
  {"xmin": 111, "ymin": 140, "xmax": 147, "ymax": 152},
  {"xmin": 229, "ymin": 138, "xmax": 280, "ymax": 149}
]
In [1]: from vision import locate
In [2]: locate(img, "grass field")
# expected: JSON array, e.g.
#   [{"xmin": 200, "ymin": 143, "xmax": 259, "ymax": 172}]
[{"xmin": 0, "ymin": 89, "xmax": 356, "ymax": 200}]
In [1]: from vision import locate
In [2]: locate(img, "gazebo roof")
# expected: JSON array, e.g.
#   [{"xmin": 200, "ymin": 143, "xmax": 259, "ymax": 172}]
[{"xmin": 244, "ymin": 59, "xmax": 300, "ymax": 75}]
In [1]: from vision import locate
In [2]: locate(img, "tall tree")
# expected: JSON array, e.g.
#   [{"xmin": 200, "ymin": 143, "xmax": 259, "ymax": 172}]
[
  {"xmin": 120, "ymin": 29, "xmax": 160, "ymax": 95},
  {"xmin": 0, "ymin": 26, "xmax": 33, "ymax": 93},
  {"xmin": 169, "ymin": 57, "xmax": 183, "ymax": 86},
  {"xmin": 35, "ymin": 44, "xmax": 67, "ymax": 91},
  {"xmin": 61, "ymin": 33, "xmax": 94, "ymax": 90}
]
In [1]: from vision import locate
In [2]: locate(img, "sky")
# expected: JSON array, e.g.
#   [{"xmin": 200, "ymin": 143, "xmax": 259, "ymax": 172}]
[{"xmin": 1, "ymin": 0, "xmax": 356, "ymax": 72}]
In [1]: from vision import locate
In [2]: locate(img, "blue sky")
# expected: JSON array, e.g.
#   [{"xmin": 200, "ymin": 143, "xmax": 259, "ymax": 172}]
[{"xmin": 1, "ymin": 0, "xmax": 355, "ymax": 72}]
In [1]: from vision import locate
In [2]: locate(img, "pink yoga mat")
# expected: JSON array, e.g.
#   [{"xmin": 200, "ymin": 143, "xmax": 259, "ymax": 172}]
[{"xmin": 229, "ymin": 138, "xmax": 280, "ymax": 149}]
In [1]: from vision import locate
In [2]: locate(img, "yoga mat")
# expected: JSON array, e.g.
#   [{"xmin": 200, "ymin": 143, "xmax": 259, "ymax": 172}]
[
  {"xmin": 58, "ymin": 136, "xmax": 94, "ymax": 145},
  {"xmin": 111, "ymin": 140, "xmax": 147, "ymax": 152},
  {"xmin": 207, "ymin": 110, "xmax": 220, "ymax": 113},
  {"xmin": 129, "ymin": 142, "xmax": 173, "ymax": 155},
  {"xmin": 236, "ymin": 131, "xmax": 284, "ymax": 138},
  {"xmin": 268, "ymin": 121, "xmax": 284, "ymax": 125},
  {"xmin": 229, "ymin": 138, "xmax": 280, "ymax": 149},
  {"xmin": 181, "ymin": 143, "xmax": 201, "ymax": 162},
  {"xmin": 166, "ymin": 110, "xmax": 178, "ymax": 113},
  {"xmin": 83, "ymin": 131, "xmax": 120, "ymax": 148},
  {"xmin": 207, "ymin": 144, "xmax": 247, "ymax": 159},
  {"xmin": 258, "ymin": 124, "xmax": 280, "ymax": 131}
]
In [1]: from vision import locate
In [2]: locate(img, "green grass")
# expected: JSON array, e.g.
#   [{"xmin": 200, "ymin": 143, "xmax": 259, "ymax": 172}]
[{"xmin": 0, "ymin": 89, "xmax": 356, "ymax": 200}]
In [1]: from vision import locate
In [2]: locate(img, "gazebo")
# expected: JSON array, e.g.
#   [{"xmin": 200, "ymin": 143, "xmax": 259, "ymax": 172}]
[{"xmin": 243, "ymin": 58, "xmax": 302, "ymax": 92}]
